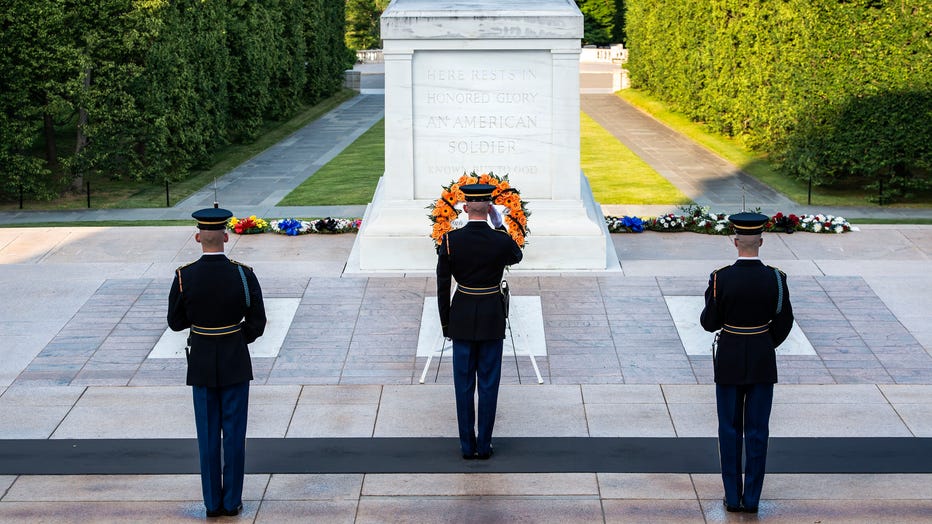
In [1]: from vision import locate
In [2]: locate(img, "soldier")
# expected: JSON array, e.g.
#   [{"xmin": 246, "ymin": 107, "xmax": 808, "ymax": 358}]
[
  {"xmin": 700, "ymin": 212, "xmax": 794, "ymax": 514},
  {"xmin": 168, "ymin": 208, "xmax": 266, "ymax": 518},
  {"xmin": 437, "ymin": 184, "xmax": 523, "ymax": 460}
]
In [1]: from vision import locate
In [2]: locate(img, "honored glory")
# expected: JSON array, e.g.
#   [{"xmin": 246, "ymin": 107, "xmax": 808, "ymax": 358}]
[{"xmin": 425, "ymin": 92, "xmax": 538, "ymax": 104}]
